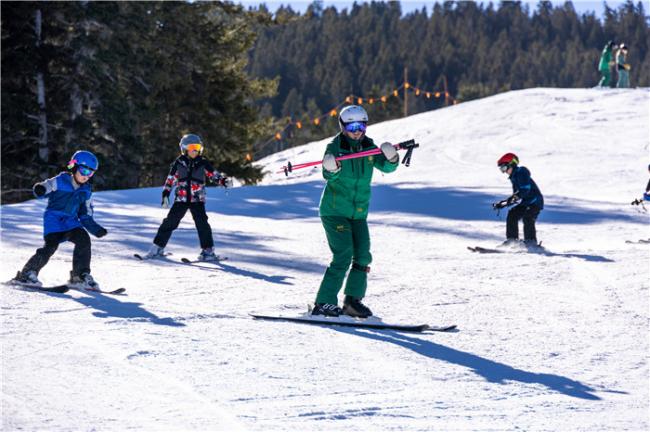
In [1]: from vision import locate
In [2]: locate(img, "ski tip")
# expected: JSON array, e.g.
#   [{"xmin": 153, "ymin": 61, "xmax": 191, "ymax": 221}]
[
  {"xmin": 5, "ymin": 281, "xmax": 70, "ymax": 293},
  {"xmin": 82, "ymin": 287, "xmax": 127, "ymax": 295},
  {"xmin": 424, "ymin": 324, "xmax": 458, "ymax": 332}
]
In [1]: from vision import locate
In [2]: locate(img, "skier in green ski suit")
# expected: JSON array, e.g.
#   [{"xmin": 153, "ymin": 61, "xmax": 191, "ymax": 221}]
[
  {"xmin": 312, "ymin": 105, "xmax": 399, "ymax": 318},
  {"xmin": 598, "ymin": 40, "xmax": 616, "ymax": 87}
]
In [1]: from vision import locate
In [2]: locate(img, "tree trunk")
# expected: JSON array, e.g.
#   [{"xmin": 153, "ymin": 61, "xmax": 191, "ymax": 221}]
[{"xmin": 35, "ymin": 8, "xmax": 48, "ymax": 178}]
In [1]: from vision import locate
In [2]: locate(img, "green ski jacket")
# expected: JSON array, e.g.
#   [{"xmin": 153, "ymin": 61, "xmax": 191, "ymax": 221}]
[{"xmin": 319, "ymin": 133, "xmax": 398, "ymax": 220}]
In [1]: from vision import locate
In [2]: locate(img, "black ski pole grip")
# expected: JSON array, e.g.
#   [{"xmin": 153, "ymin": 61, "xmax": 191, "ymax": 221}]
[{"xmin": 283, "ymin": 161, "xmax": 293, "ymax": 177}]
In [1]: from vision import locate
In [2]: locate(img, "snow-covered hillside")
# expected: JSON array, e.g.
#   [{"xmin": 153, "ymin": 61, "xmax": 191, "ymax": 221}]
[{"xmin": 2, "ymin": 88, "xmax": 649, "ymax": 431}]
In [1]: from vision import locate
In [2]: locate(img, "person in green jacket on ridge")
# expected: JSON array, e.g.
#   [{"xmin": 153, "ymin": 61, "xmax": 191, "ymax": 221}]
[
  {"xmin": 312, "ymin": 105, "xmax": 399, "ymax": 318},
  {"xmin": 597, "ymin": 40, "xmax": 616, "ymax": 87}
]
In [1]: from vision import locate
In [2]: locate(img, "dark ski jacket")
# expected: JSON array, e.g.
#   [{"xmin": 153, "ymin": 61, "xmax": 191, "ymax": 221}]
[
  {"xmin": 319, "ymin": 133, "xmax": 398, "ymax": 219},
  {"xmin": 163, "ymin": 155, "xmax": 223, "ymax": 203},
  {"xmin": 509, "ymin": 166, "xmax": 544, "ymax": 209},
  {"xmin": 35, "ymin": 172, "xmax": 104, "ymax": 236}
]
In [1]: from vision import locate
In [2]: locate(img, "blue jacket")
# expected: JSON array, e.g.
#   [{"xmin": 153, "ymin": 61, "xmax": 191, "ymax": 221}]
[
  {"xmin": 35, "ymin": 172, "xmax": 104, "ymax": 236},
  {"xmin": 509, "ymin": 166, "xmax": 544, "ymax": 209}
]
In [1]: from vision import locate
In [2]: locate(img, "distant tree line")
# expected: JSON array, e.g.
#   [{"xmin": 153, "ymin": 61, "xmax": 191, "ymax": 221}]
[
  {"xmin": 248, "ymin": 0, "xmax": 649, "ymax": 157},
  {"xmin": 2, "ymin": 1, "xmax": 277, "ymax": 203},
  {"xmin": 2, "ymin": 1, "xmax": 648, "ymax": 204}
]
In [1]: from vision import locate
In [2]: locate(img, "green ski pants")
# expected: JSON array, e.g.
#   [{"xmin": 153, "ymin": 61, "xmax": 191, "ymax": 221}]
[
  {"xmin": 598, "ymin": 69, "xmax": 611, "ymax": 87},
  {"xmin": 315, "ymin": 216, "xmax": 372, "ymax": 304}
]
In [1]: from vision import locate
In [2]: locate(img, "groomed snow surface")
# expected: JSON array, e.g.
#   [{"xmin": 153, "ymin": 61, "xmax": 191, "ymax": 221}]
[{"xmin": 2, "ymin": 88, "xmax": 649, "ymax": 431}]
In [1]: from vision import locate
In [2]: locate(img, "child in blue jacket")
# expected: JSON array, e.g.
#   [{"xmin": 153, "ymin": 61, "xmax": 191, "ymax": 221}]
[
  {"xmin": 494, "ymin": 153, "xmax": 544, "ymax": 247},
  {"xmin": 13, "ymin": 151, "xmax": 107, "ymax": 289}
]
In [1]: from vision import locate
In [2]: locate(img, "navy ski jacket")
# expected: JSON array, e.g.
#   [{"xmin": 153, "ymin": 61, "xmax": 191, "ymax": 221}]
[
  {"xmin": 35, "ymin": 172, "xmax": 105, "ymax": 236},
  {"xmin": 509, "ymin": 166, "xmax": 544, "ymax": 209}
]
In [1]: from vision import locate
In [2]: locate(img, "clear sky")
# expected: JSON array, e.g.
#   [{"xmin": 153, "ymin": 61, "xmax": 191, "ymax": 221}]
[{"xmin": 239, "ymin": 1, "xmax": 628, "ymax": 19}]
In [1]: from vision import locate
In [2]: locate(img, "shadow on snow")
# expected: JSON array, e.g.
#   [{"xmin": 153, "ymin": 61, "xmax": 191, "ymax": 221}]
[
  {"xmin": 27, "ymin": 289, "xmax": 184, "ymax": 327},
  {"xmin": 333, "ymin": 326, "xmax": 619, "ymax": 401},
  {"xmin": 2, "ymin": 182, "xmax": 636, "ymax": 272}
]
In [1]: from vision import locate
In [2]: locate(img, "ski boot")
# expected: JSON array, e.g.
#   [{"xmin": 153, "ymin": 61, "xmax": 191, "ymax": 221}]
[
  {"xmin": 13, "ymin": 270, "xmax": 42, "ymax": 287},
  {"xmin": 311, "ymin": 303, "xmax": 343, "ymax": 317},
  {"xmin": 144, "ymin": 244, "xmax": 165, "ymax": 259},
  {"xmin": 198, "ymin": 247, "xmax": 219, "ymax": 262},
  {"xmin": 342, "ymin": 296, "xmax": 373, "ymax": 318},
  {"xmin": 498, "ymin": 238, "xmax": 521, "ymax": 249},
  {"xmin": 523, "ymin": 239, "xmax": 544, "ymax": 252},
  {"xmin": 68, "ymin": 272, "xmax": 100, "ymax": 290}
]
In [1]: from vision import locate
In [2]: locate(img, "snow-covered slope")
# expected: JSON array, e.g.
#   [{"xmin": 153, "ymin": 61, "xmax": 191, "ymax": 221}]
[{"xmin": 2, "ymin": 88, "xmax": 649, "ymax": 431}]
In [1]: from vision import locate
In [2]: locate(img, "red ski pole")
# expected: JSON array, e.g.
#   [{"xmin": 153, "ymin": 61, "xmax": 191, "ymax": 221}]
[{"xmin": 278, "ymin": 139, "xmax": 418, "ymax": 176}]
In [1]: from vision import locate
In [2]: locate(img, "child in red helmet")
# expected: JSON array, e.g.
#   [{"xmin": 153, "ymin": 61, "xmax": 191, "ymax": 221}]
[{"xmin": 494, "ymin": 153, "xmax": 544, "ymax": 248}]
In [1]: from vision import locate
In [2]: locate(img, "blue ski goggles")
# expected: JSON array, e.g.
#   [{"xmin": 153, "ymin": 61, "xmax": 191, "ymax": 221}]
[
  {"xmin": 77, "ymin": 164, "xmax": 96, "ymax": 177},
  {"xmin": 343, "ymin": 121, "xmax": 367, "ymax": 133}
]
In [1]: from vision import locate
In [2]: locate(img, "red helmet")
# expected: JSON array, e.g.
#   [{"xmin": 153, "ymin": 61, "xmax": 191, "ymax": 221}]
[{"xmin": 497, "ymin": 153, "xmax": 519, "ymax": 167}]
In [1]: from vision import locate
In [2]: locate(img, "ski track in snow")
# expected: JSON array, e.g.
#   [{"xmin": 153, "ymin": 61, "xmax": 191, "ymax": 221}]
[{"xmin": 1, "ymin": 88, "xmax": 649, "ymax": 431}]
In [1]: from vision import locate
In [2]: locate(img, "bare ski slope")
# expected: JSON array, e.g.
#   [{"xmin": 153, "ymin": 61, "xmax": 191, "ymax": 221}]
[{"xmin": 2, "ymin": 88, "xmax": 649, "ymax": 431}]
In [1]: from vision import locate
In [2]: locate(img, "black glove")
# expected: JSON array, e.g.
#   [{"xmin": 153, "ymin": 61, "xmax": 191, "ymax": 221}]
[
  {"xmin": 33, "ymin": 184, "xmax": 46, "ymax": 197},
  {"xmin": 216, "ymin": 177, "xmax": 231, "ymax": 187},
  {"xmin": 492, "ymin": 194, "xmax": 519, "ymax": 210},
  {"xmin": 96, "ymin": 228, "xmax": 108, "ymax": 238},
  {"xmin": 161, "ymin": 189, "xmax": 170, "ymax": 208},
  {"xmin": 506, "ymin": 194, "xmax": 519, "ymax": 206}
]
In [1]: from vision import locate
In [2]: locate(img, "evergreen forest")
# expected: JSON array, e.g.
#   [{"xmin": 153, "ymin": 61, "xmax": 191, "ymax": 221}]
[
  {"xmin": 2, "ymin": 1, "xmax": 648, "ymax": 203},
  {"xmin": 249, "ymin": 0, "xmax": 649, "ymax": 157},
  {"xmin": 1, "ymin": 1, "xmax": 276, "ymax": 203}
]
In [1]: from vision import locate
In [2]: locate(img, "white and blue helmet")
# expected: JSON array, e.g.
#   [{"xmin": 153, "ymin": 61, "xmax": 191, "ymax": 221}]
[{"xmin": 338, "ymin": 105, "xmax": 368, "ymax": 134}]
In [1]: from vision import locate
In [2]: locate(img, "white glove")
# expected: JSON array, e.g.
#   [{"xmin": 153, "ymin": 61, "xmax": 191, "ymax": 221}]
[
  {"xmin": 380, "ymin": 142, "xmax": 399, "ymax": 163},
  {"xmin": 322, "ymin": 154, "xmax": 341, "ymax": 173}
]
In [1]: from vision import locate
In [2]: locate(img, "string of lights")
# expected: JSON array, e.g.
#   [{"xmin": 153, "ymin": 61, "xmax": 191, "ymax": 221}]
[{"xmin": 252, "ymin": 80, "xmax": 458, "ymax": 159}]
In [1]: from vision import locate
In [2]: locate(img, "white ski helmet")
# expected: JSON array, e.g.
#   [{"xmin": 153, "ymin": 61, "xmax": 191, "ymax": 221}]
[
  {"xmin": 179, "ymin": 134, "xmax": 204, "ymax": 155},
  {"xmin": 338, "ymin": 105, "xmax": 368, "ymax": 133}
]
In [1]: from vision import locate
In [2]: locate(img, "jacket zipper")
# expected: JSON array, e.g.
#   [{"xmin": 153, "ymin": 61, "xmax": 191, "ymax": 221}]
[
  {"xmin": 187, "ymin": 160, "xmax": 194, "ymax": 203},
  {"xmin": 352, "ymin": 144, "xmax": 360, "ymax": 218}
]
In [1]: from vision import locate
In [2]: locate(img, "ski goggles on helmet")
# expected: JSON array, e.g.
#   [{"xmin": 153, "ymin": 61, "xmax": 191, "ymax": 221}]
[
  {"xmin": 77, "ymin": 164, "xmax": 96, "ymax": 177},
  {"xmin": 186, "ymin": 143, "xmax": 202, "ymax": 153},
  {"xmin": 343, "ymin": 121, "xmax": 367, "ymax": 133},
  {"xmin": 498, "ymin": 164, "xmax": 509, "ymax": 173}
]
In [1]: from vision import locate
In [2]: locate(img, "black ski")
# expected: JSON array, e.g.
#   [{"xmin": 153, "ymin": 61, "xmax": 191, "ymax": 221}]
[
  {"xmin": 250, "ymin": 313, "xmax": 456, "ymax": 333},
  {"xmin": 80, "ymin": 287, "xmax": 126, "ymax": 295},
  {"xmin": 5, "ymin": 281, "xmax": 69, "ymax": 293},
  {"xmin": 468, "ymin": 243, "xmax": 546, "ymax": 254},
  {"xmin": 468, "ymin": 246, "xmax": 504, "ymax": 254},
  {"xmin": 133, "ymin": 252, "xmax": 173, "ymax": 261},
  {"xmin": 625, "ymin": 239, "xmax": 650, "ymax": 244},
  {"xmin": 180, "ymin": 256, "xmax": 228, "ymax": 264}
]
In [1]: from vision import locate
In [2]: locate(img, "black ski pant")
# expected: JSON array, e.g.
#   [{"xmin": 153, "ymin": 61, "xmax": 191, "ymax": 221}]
[
  {"xmin": 23, "ymin": 227, "xmax": 91, "ymax": 277},
  {"xmin": 506, "ymin": 204, "xmax": 541, "ymax": 241},
  {"xmin": 153, "ymin": 202, "xmax": 214, "ymax": 249}
]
